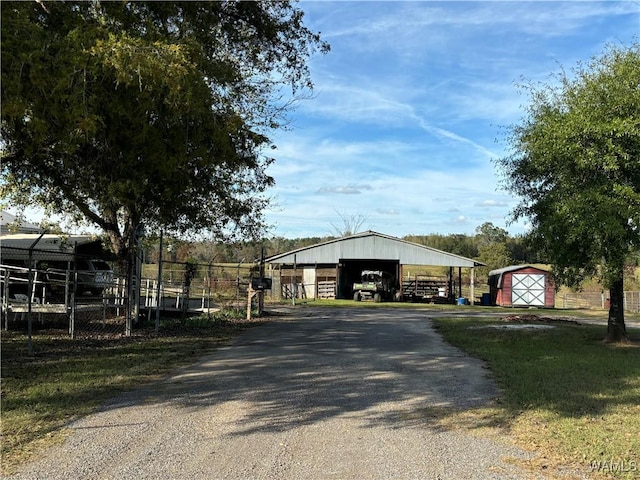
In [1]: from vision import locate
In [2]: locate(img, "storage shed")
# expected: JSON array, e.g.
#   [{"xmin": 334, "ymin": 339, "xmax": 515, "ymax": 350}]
[
  {"xmin": 488, "ymin": 265, "xmax": 555, "ymax": 308},
  {"xmin": 265, "ymin": 231, "xmax": 483, "ymax": 303}
]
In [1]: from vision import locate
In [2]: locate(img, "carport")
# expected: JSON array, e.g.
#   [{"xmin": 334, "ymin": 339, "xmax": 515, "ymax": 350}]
[{"xmin": 265, "ymin": 231, "xmax": 483, "ymax": 303}]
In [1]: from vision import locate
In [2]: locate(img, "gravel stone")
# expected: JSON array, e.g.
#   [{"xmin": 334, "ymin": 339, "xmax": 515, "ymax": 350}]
[{"xmin": 9, "ymin": 307, "xmax": 561, "ymax": 479}]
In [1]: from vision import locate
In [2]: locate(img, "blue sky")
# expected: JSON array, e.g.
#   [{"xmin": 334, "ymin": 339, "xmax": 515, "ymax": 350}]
[
  {"xmin": 263, "ymin": 0, "xmax": 639, "ymax": 239},
  {"xmin": 5, "ymin": 1, "xmax": 638, "ymax": 240}
]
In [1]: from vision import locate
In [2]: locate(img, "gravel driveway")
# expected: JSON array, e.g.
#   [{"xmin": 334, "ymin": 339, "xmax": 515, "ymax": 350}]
[{"xmin": 10, "ymin": 307, "xmax": 539, "ymax": 480}]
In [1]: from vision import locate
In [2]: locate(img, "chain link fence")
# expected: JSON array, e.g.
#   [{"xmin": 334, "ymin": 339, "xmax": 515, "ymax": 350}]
[
  {"xmin": 2, "ymin": 245, "xmax": 126, "ymax": 337},
  {"xmin": 2, "ymin": 245, "xmax": 264, "ymax": 340},
  {"xmin": 138, "ymin": 260, "xmax": 257, "ymax": 319}
]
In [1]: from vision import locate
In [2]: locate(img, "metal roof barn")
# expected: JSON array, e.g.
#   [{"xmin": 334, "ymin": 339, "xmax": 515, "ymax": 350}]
[
  {"xmin": 0, "ymin": 211, "xmax": 41, "ymax": 234},
  {"xmin": 265, "ymin": 231, "xmax": 483, "ymax": 303},
  {"xmin": 266, "ymin": 231, "xmax": 482, "ymax": 267}
]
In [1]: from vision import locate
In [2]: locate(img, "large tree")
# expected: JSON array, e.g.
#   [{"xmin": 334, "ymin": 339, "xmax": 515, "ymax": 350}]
[
  {"xmin": 1, "ymin": 1, "xmax": 328, "ymax": 273},
  {"xmin": 496, "ymin": 43, "xmax": 640, "ymax": 342},
  {"xmin": 474, "ymin": 222, "xmax": 508, "ymax": 248}
]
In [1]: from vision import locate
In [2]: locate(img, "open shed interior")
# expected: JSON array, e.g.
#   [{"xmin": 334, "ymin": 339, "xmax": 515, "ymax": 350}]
[
  {"xmin": 338, "ymin": 259, "xmax": 399, "ymax": 299},
  {"xmin": 266, "ymin": 231, "xmax": 483, "ymax": 303}
]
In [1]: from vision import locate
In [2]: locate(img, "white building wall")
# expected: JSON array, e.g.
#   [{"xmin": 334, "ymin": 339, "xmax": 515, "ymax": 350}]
[{"xmin": 302, "ymin": 267, "xmax": 316, "ymax": 299}]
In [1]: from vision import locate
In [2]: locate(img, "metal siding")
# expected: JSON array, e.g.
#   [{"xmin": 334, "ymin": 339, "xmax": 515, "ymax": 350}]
[{"xmin": 266, "ymin": 232, "xmax": 478, "ymax": 267}]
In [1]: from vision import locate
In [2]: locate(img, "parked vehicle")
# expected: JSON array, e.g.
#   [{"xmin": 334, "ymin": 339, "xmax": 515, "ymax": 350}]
[
  {"xmin": 39, "ymin": 259, "xmax": 114, "ymax": 296},
  {"xmin": 79, "ymin": 259, "xmax": 114, "ymax": 295},
  {"xmin": 352, "ymin": 270, "xmax": 396, "ymax": 302}
]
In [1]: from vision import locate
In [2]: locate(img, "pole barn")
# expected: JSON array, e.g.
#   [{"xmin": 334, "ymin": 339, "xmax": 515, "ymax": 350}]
[{"xmin": 265, "ymin": 231, "xmax": 484, "ymax": 304}]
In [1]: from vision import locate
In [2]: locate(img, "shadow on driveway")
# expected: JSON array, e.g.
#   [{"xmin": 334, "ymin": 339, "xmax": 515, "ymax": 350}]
[{"xmin": 119, "ymin": 307, "xmax": 499, "ymax": 436}]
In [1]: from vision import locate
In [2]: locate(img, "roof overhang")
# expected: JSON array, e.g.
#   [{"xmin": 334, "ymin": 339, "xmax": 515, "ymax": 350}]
[
  {"xmin": 0, "ymin": 233, "xmax": 103, "ymax": 262},
  {"xmin": 266, "ymin": 231, "xmax": 484, "ymax": 268}
]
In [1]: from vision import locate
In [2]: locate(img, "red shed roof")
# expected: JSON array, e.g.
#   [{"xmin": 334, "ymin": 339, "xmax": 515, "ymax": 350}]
[
  {"xmin": 487, "ymin": 264, "xmax": 551, "ymax": 288},
  {"xmin": 488, "ymin": 264, "xmax": 550, "ymax": 277}
]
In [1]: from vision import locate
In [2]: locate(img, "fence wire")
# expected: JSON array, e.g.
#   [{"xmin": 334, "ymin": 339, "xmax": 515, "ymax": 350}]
[
  {"xmin": 1, "ymin": 246, "xmax": 127, "ymax": 337},
  {"xmin": 560, "ymin": 291, "xmax": 640, "ymax": 312},
  {"xmin": 7, "ymin": 240, "xmax": 636, "ymax": 341},
  {"xmin": 1, "ymin": 244, "xmax": 268, "ymax": 341}
]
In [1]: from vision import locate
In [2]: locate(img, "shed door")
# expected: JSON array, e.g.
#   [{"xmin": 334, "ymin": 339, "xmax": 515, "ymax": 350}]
[
  {"xmin": 511, "ymin": 273, "xmax": 545, "ymax": 306},
  {"xmin": 303, "ymin": 267, "xmax": 316, "ymax": 299}
]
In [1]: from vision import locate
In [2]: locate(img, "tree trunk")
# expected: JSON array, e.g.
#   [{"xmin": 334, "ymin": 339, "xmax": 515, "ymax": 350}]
[
  {"xmin": 103, "ymin": 215, "xmax": 138, "ymax": 333},
  {"xmin": 605, "ymin": 276, "xmax": 627, "ymax": 342}
]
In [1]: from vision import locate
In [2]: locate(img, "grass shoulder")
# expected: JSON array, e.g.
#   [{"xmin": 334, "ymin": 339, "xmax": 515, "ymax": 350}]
[
  {"xmin": 0, "ymin": 310, "xmax": 260, "ymax": 475},
  {"xmin": 430, "ymin": 316, "xmax": 640, "ymax": 479}
]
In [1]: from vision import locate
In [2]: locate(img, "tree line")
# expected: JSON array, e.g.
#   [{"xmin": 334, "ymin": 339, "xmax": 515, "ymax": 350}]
[{"xmin": 142, "ymin": 221, "xmax": 542, "ymax": 276}]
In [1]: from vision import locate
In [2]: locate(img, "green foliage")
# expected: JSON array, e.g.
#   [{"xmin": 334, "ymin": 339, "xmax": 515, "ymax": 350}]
[
  {"xmin": 474, "ymin": 222, "xmax": 508, "ymax": 248},
  {"xmin": 476, "ymin": 242, "xmax": 513, "ymax": 279},
  {"xmin": 504, "ymin": 235, "xmax": 544, "ymax": 264},
  {"xmin": 496, "ymin": 42, "xmax": 640, "ymax": 290},
  {"xmin": 1, "ymin": 1, "xmax": 328, "ymax": 264},
  {"xmin": 404, "ymin": 233, "xmax": 478, "ymax": 258}
]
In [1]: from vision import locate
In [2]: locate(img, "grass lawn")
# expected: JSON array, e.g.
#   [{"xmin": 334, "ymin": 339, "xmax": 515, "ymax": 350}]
[
  {"xmin": 431, "ymin": 316, "xmax": 640, "ymax": 479},
  {"xmin": 0, "ymin": 312, "xmax": 260, "ymax": 475}
]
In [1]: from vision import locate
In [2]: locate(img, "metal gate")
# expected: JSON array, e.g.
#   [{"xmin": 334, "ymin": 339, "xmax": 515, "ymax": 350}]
[{"xmin": 512, "ymin": 273, "xmax": 545, "ymax": 306}]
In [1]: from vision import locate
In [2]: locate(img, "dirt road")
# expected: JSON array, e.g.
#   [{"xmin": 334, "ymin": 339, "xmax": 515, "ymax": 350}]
[{"xmin": 10, "ymin": 308, "xmax": 538, "ymax": 479}]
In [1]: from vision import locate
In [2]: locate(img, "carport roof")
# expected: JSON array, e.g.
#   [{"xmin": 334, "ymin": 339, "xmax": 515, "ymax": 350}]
[{"xmin": 265, "ymin": 231, "xmax": 484, "ymax": 268}]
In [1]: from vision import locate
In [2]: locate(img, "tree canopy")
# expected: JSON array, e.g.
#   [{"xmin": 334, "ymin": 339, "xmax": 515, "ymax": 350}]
[
  {"xmin": 495, "ymin": 42, "xmax": 640, "ymax": 341},
  {"xmin": 1, "ymin": 1, "xmax": 328, "ymax": 265},
  {"xmin": 474, "ymin": 222, "xmax": 508, "ymax": 248}
]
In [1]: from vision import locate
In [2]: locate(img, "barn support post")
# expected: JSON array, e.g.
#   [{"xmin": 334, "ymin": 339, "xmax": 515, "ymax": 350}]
[
  {"xmin": 69, "ymin": 274, "xmax": 76, "ymax": 339},
  {"xmin": 26, "ymin": 232, "xmax": 46, "ymax": 355},
  {"xmin": 314, "ymin": 262, "xmax": 318, "ymax": 299},
  {"xmin": 271, "ymin": 265, "xmax": 277, "ymax": 301},
  {"xmin": 258, "ymin": 248, "xmax": 265, "ymax": 315},
  {"xmin": 458, "ymin": 267, "xmax": 462, "ymax": 299},
  {"xmin": 134, "ymin": 236, "xmax": 143, "ymax": 326},
  {"xmin": 247, "ymin": 283, "xmax": 252, "ymax": 320},
  {"xmin": 470, "ymin": 267, "xmax": 475, "ymax": 306},
  {"xmin": 448, "ymin": 267, "xmax": 454, "ymax": 303},
  {"xmin": 3, "ymin": 269, "xmax": 9, "ymax": 330},
  {"xmin": 293, "ymin": 254, "xmax": 297, "ymax": 306}
]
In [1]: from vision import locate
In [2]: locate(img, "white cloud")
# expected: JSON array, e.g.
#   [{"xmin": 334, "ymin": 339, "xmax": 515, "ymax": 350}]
[
  {"xmin": 310, "ymin": 2, "xmax": 638, "ymax": 45},
  {"xmin": 413, "ymin": 119, "xmax": 498, "ymax": 160},
  {"xmin": 376, "ymin": 208, "xmax": 400, "ymax": 216},
  {"xmin": 475, "ymin": 199, "xmax": 509, "ymax": 208},
  {"xmin": 316, "ymin": 184, "xmax": 372, "ymax": 195}
]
